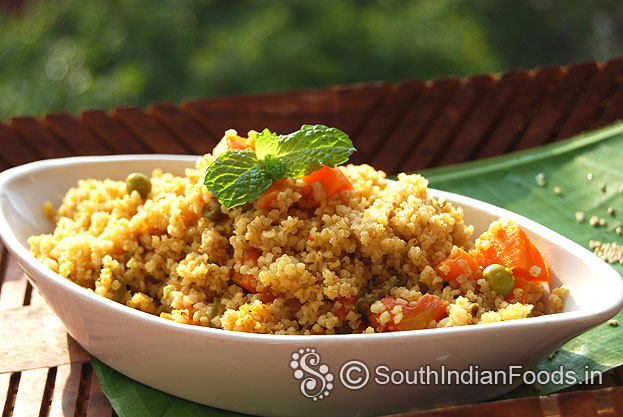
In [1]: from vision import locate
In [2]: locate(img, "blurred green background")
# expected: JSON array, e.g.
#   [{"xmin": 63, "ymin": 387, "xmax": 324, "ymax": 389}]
[{"xmin": 1, "ymin": 0, "xmax": 621, "ymax": 121}]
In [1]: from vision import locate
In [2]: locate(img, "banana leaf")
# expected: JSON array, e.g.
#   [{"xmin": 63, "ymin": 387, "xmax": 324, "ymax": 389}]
[{"xmin": 92, "ymin": 122, "xmax": 623, "ymax": 416}]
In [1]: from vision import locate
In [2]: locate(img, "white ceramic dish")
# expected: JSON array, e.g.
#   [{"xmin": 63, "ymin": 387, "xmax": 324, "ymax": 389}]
[{"xmin": 0, "ymin": 155, "xmax": 621, "ymax": 417}]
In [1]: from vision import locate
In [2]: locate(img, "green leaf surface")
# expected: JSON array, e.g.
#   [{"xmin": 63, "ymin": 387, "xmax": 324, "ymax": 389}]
[
  {"xmin": 203, "ymin": 149, "xmax": 273, "ymax": 208},
  {"xmin": 91, "ymin": 357, "xmax": 245, "ymax": 417},
  {"xmin": 93, "ymin": 122, "xmax": 623, "ymax": 416},
  {"xmin": 255, "ymin": 124, "xmax": 356, "ymax": 177}
]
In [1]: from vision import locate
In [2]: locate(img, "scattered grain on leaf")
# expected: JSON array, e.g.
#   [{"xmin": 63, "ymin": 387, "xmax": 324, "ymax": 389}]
[
  {"xmin": 599, "ymin": 218, "xmax": 606, "ymax": 227},
  {"xmin": 575, "ymin": 212, "xmax": 585, "ymax": 223},
  {"xmin": 587, "ymin": 173, "xmax": 593, "ymax": 181},
  {"xmin": 591, "ymin": 241, "xmax": 623, "ymax": 264},
  {"xmin": 607, "ymin": 207, "xmax": 615, "ymax": 216},
  {"xmin": 616, "ymin": 226, "xmax": 622, "ymax": 236},
  {"xmin": 552, "ymin": 186, "xmax": 562, "ymax": 195},
  {"xmin": 598, "ymin": 182, "xmax": 606, "ymax": 192},
  {"xmin": 589, "ymin": 240, "xmax": 601, "ymax": 250},
  {"xmin": 589, "ymin": 216, "xmax": 600, "ymax": 227},
  {"xmin": 607, "ymin": 319, "xmax": 619, "ymax": 327},
  {"xmin": 536, "ymin": 172, "xmax": 547, "ymax": 187}
]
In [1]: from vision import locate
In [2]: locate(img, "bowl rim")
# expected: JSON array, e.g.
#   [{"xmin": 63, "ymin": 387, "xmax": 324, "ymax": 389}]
[{"xmin": 0, "ymin": 154, "xmax": 621, "ymax": 344}]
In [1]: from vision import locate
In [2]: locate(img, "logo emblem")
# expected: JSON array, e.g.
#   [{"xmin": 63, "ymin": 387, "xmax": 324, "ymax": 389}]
[{"xmin": 289, "ymin": 348, "xmax": 334, "ymax": 401}]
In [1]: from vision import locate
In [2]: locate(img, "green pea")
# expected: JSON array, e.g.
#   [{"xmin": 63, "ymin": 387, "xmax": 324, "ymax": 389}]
[
  {"xmin": 113, "ymin": 275, "xmax": 127, "ymax": 302},
  {"xmin": 126, "ymin": 172, "xmax": 151, "ymax": 199},
  {"xmin": 203, "ymin": 205, "xmax": 224, "ymax": 222},
  {"xmin": 355, "ymin": 296, "xmax": 378, "ymax": 315},
  {"xmin": 207, "ymin": 297, "xmax": 221, "ymax": 328},
  {"xmin": 209, "ymin": 297, "xmax": 221, "ymax": 320},
  {"xmin": 483, "ymin": 264, "xmax": 515, "ymax": 297}
]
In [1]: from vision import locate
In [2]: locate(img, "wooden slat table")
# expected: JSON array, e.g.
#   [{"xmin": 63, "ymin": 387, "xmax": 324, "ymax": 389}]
[{"xmin": 1, "ymin": 57, "xmax": 622, "ymax": 417}]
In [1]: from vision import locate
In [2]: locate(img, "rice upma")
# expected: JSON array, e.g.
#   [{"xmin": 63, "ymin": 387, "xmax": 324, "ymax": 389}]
[{"xmin": 28, "ymin": 128, "xmax": 567, "ymax": 335}]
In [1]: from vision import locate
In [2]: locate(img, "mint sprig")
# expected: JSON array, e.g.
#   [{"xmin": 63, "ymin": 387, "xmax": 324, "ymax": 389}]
[{"xmin": 204, "ymin": 124, "xmax": 356, "ymax": 208}]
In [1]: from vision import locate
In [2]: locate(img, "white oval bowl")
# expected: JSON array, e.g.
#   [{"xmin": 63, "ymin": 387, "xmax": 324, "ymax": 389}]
[{"xmin": 0, "ymin": 155, "xmax": 621, "ymax": 417}]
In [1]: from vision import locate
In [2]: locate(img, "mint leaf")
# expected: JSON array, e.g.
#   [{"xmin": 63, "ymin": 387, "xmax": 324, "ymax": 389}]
[
  {"xmin": 254, "ymin": 128, "xmax": 278, "ymax": 159},
  {"xmin": 263, "ymin": 154, "xmax": 286, "ymax": 181},
  {"xmin": 204, "ymin": 149, "xmax": 273, "ymax": 208},
  {"xmin": 255, "ymin": 124, "xmax": 356, "ymax": 177},
  {"xmin": 204, "ymin": 125, "xmax": 357, "ymax": 208}
]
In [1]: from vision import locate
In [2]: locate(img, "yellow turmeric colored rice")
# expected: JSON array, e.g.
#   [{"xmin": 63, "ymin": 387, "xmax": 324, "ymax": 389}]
[{"xmin": 28, "ymin": 131, "xmax": 566, "ymax": 335}]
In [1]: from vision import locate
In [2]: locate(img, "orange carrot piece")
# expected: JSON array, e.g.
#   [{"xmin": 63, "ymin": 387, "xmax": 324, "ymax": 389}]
[
  {"xmin": 475, "ymin": 220, "xmax": 550, "ymax": 282},
  {"xmin": 260, "ymin": 292, "xmax": 277, "ymax": 304},
  {"xmin": 300, "ymin": 165, "xmax": 353, "ymax": 197},
  {"xmin": 231, "ymin": 248, "xmax": 261, "ymax": 293},
  {"xmin": 227, "ymin": 135, "xmax": 254, "ymax": 151},
  {"xmin": 255, "ymin": 178, "xmax": 291, "ymax": 210},
  {"xmin": 212, "ymin": 131, "xmax": 255, "ymax": 157},
  {"xmin": 368, "ymin": 295, "xmax": 449, "ymax": 332},
  {"xmin": 508, "ymin": 279, "xmax": 531, "ymax": 303},
  {"xmin": 332, "ymin": 296, "xmax": 357, "ymax": 321},
  {"xmin": 435, "ymin": 247, "xmax": 479, "ymax": 282}
]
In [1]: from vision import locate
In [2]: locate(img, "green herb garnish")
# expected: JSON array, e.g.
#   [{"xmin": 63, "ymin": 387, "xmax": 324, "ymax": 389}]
[{"xmin": 204, "ymin": 124, "xmax": 356, "ymax": 208}]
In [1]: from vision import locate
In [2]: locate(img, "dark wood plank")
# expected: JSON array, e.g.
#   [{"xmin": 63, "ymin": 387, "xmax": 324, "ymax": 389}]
[
  {"xmin": 399, "ymin": 75, "xmax": 494, "ymax": 172},
  {"xmin": 329, "ymin": 84, "xmax": 391, "ymax": 138},
  {"xmin": 48, "ymin": 363, "xmax": 82, "ymax": 417},
  {"xmin": 476, "ymin": 66, "xmax": 564, "ymax": 159},
  {"xmin": 79, "ymin": 110, "xmax": 149, "ymax": 154},
  {"xmin": 613, "ymin": 385, "xmax": 623, "ymax": 416},
  {"xmin": 437, "ymin": 70, "xmax": 528, "ymax": 166},
  {"xmin": 75, "ymin": 362, "xmax": 93, "ymax": 417},
  {"xmin": 416, "ymin": 74, "xmax": 496, "ymax": 169},
  {"xmin": 350, "ymin": 81, "xmax": 425, "ymax": 165},
  {"xmin": 9, "ymin": 117, "xmax": 73, "ymax": 159},
  {"xmin": 368, "ymin": 79, "xmax": 461, "ymax": 173},
  {"xmin": 150, "ymin": 102, "xmax": 217, "ymax": 155},
  {"xmin": 556, "ymin": 58, "xmax": 623, "ymax": 140},
  {"xmin": 408, "ymin": 395, "xmax": 543, "ymax": 416},
  {"xmin": 557, "ymin": 389, "xmax": 598, "ymax": 417},
  {"xmin": 0, "ymin": 126, "xmax": 15, "ymax": 170},
  {"xmin": 85, "ymin": 369, "xmax": 114, "ymax": 417},
  {"xmin": 186, "ymin": 93, "xmax": 291, "ymax": 140},
  {"xmin": 595, "ymin": 78, "xmax": 623, "ymax": 127},
  {"xmin": 184, "ymin": 84, "xmax": 390, "ymax": 140},
  {"xmin": 0, "ymin": 122, "xmax": 41, "ymax": 167},
  {"xmin": 44, "ymin": 113, "xmax": 113, "ymax": 156},
  {"xmin": 515, "ymin": 61, "xmax": 598, "ymax": 150},
  {"xmin": 113, "ymin": 107, "xmax": 191, "ymax": 154},
  {"xmin": 407, "ymin": 387, "xmax": 623, "ymax": 417}
]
